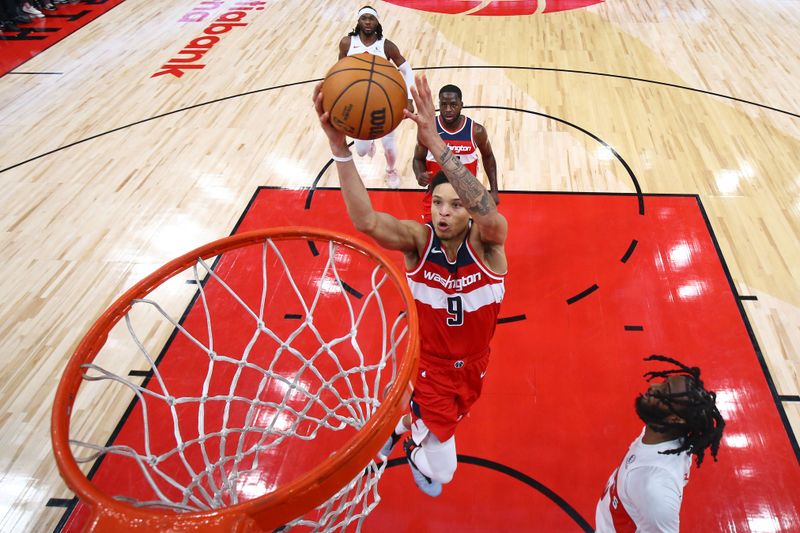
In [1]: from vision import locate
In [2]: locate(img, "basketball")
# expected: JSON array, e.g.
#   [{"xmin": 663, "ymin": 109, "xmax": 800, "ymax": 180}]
[{"xmin": 322, "ymin": 53, "xmax": 408, "ymax": 140}]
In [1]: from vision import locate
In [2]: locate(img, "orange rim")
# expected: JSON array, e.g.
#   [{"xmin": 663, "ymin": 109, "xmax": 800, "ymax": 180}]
[{"xmin": 51, "ymin": 227, "xmax": 419, "ymax": 531}]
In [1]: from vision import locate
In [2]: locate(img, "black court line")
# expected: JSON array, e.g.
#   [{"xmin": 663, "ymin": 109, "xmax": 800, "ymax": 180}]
[
  {"xmin": 0, "ymin": 78, "xmax": 322, "ymax": 174},
  {"xmin": 53, "ymin": 495, "xmax": 79, "ymax": 532},
  {"xmin": 566, "ymin": 284, "xmax": 599, "ymax": 305},
  {"xmin": 55, "ymin": 188, "xmax": 800, "ymax": 528},
  {"xmin": 4, "ymin": 64, "xmax": 797, "ymax": 175},
  {"xmin": 305, "ymin": 106, "xmax": 645, "ymax": 216},
  {"xmin": 229, "ymin": 187, "xmax": 262, "ymax": 235},
  {"xmin": 1, "ymin": 0, "xmax": 130, "ymax": 81},
  {"xmin": 284, "ymin": 313, "xmax": 302, "ymax": 320},
  {"xmin": 46, "ymin": 498, "xmax": 75, "ymax": 507},
  {"xmin": 56, "ymin": 240, "xmax": 236, "ymax": 530},
  {"xmin": 417, "ymin": 65, "xmax": 800, "ymax": 119},
  {"xmin": 341, "ymin": 281, "xmax": 363, "ymax": 299},
  {"xmin": 739, "ymin": 295, "xmax": 759, "ymax": 301},
  {"xmin": 695, "ymin": 195, "xmax": 800, "ymax": 464},
  {"xmin": 621, "ymin": 239, "xmax": 638, "ymax": 263},
  {"xmin": 624, "ymin": 325, "xmax": 644, "ymax": 331},
  {"xmin": 384, "ymin": 455, "xmax": 592, "ymax": 532},
  {"xmin": 468, "ymin": 104, "xmax": 645, "ymax": 215},
  {"xmin": 779, "ymin": 395, "xmax": 800, "ymax": 402},
  {"xmin": 498, "ymin": 314, "xmax": 526, "ymax": 324},
  {"xmin": 8, "ymin": 71, "xmax": 63, "ymax": 75},
  {"xmin": 127, "ymin": 370, "xmax": 149, "ymax": 377},
  {"xmin": 306, "ymin": 140, "xmax": 355, "ymax": 207}
]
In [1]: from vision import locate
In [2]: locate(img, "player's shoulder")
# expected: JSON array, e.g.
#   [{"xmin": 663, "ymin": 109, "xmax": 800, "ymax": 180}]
[
  {"xmin": 339, "ymin": 35, "xmax": 352, "ymax": 47},
  {"xmin": 627, "ymin": 464, "xmax": 683, "ymax": 495},
  {"xmin": 401, "ymin": 219, "xmax": 432, "ymax": 260},
  {"xmin": 383, "ymin": 38, "xmax": 400, "ymax": 54}
]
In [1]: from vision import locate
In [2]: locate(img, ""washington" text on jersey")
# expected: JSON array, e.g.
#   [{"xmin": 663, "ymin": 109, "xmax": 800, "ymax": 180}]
[{"xmin": 423, "ymin": 270, "xmax": 482, "ymax": 291}]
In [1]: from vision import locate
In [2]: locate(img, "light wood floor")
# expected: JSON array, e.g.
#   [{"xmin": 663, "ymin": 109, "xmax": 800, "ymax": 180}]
[{"xmin": 1, "ymin": 0, "xmax": 799, "ymax": 530}]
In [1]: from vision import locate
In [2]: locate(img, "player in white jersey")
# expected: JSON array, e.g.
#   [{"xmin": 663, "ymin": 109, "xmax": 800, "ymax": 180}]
[
  {"xmin": 313, "ymin": 73, "xmax": 507, "ymax": 497},
  {"xmin": 338, "ymin": 5, "xmax": 415, "ymax": 189},
  {"xmin": 596, "ymin": 356, "xmax": 725, "ymax": 532}
]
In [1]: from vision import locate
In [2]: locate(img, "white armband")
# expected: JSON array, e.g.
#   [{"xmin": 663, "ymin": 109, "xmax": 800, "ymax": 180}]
[{"xmin": 398, "ymin": 61, "xmax": 414, "ymax": 98}]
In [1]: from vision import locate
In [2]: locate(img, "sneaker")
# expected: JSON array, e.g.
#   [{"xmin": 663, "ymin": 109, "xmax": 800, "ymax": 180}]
[
  {"xmin": 367, "ymin": 140, "xmax": 376, "ymax": 158},
  {"xmin": 22, "ymin": 3, "xmax": 44, "ymax": 17},
  {"xmin": 377, "ymin": 430, "xmax": 402, "ymax": 461},
  {"xmin": 385, "ymin": 168, "xmax": 400, "ymax": 189},
  {"xmin": 403, "ymin": 437, "xmax": 442, "ymax": 497}
]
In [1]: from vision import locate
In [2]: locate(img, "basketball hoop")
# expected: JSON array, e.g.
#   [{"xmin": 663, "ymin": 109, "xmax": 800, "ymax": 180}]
[{"xmin": 52, "ymin": 227, "xmax": 419, "ymax": 532}]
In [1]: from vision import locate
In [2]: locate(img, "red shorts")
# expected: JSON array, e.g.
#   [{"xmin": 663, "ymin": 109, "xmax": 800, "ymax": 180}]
[{"xmin": 411, "ymin": 348, "xmax": 491, "ymax": 442}]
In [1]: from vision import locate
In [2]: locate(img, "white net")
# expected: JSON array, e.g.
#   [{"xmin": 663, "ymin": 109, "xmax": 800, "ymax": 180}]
[{"xmin": 68, "ymin": 235, "xmax": 411, "ymax": 531}]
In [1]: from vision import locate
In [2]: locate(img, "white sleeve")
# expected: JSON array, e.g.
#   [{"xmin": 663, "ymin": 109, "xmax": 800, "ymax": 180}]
[
  {"xmin": 397, "ymin": 61, "xmax": 414, "ymax": 98},
  {"xmin": 626, "ymin": 467, "xmax": 683, "ymax": 533}
]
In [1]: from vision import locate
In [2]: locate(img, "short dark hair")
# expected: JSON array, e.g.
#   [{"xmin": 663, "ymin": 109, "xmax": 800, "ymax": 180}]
[
  {"xmin": 438, "ymin": 84, "xmax": 462, "ymax": 100},
  {"xmin": 430, "ymin": 171, "xmax": 449, "ymax": 193},
  {"xmin": 638, "ymin": 355, "xmax": 726, "ymax": 467}
]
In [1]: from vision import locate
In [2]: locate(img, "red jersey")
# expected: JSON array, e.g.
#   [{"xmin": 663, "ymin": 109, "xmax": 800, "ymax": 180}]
[
  {"xmin": 406, "ymin": 222, "xmax": 505, "ymax": 360},
  {"xmin": 425, "ymin": 116, "xmax": 479, "ymax": 177}
]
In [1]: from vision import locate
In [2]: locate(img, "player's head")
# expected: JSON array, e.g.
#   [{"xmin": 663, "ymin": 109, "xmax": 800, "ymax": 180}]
[
  {"xmin": 438, "ymin": 85, "xmax": 464, "ymax": 128},
  {"xmin": 350, "ymin": 6, "xmax": 383, "ymax": 39},
  {"xmin": 430, "ymin": 172, "xmax": 470, "ymax": 240},
  {"xmin": 635, "ymin": 355, "xmax": 725, "ymax": 467}
]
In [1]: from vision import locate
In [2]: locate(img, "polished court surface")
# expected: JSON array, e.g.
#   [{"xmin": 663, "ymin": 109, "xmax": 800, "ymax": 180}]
[{"xmin": 1, "ymin": 0, "xmax": 799, "ymax": 531}]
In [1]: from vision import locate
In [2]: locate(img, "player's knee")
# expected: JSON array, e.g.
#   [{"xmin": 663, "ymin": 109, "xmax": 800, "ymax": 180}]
[
  {"xmin": 425, "ymin": 435, "xmax": 457, "ymax": 484},
  {"xmin": 430, "ymin": 460, "xmax": 457, "ymax": 484},
  {"xmin": 354, "ymin": 141, "xmax": 372, "ymax": 157}
]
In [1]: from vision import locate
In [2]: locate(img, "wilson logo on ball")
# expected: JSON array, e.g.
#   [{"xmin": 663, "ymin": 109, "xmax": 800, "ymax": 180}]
[{"xmin": 369, "ymin": 108, "xmax": 387, "ymax": 137}]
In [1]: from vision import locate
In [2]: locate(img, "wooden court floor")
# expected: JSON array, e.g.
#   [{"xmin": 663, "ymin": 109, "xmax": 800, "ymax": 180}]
[{"xmin": 1, "ymin": 0, "xmax": 799, "ymax": 531}]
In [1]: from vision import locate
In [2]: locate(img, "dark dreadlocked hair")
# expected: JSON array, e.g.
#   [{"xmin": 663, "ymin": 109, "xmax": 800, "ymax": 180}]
[
  {"xmin": 637, "ymin": 355, "xmax": 725, "ymax": 467},
  {"xmin": 349, "ymin": 6, "xmax": 383, "ymax": 39}
]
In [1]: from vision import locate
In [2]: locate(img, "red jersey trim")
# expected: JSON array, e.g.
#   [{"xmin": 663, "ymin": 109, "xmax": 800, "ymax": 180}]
[
  {"xmin": 465, "ymin": 238, "xmax": 507, "ymax": 278},
  {"xmin": 436, "ymin": 115, "xmax": 469, "ymax": 136}
]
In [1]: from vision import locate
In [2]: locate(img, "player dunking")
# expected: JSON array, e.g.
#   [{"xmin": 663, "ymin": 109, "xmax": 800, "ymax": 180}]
[
  {"xmin": 413, "ymin": 84, "xmax": 499, "ymax": 221},
  {"xmin": 596, "ymin": 356, "xmax": 725, "ymax": 532},
  {"xmin": 338, "ymin": 5, "xmax": 415, "ymax": 189},
  {"xmin": 313, "ymin": 74, "xmax": 507, "ymax": 496}
]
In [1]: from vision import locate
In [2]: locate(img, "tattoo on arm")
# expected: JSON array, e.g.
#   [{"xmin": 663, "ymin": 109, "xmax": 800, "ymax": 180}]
[{"xmin": 439, "ymin": 148, "xmax": 493, "ymax": 216}]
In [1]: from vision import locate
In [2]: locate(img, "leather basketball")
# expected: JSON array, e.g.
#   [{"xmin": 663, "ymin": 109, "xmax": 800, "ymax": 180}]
[{"xmin": 322, "ymin": 53, "xmax": 407, "ymax": 140}]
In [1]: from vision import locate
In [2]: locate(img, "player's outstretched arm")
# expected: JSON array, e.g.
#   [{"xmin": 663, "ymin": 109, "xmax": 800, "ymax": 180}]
[
  {"xmin": 405, "ymin": 75, "xmax": 507, "ymax": 246},
  {"xmin": 385, "ymin": 40, "xmax": 415, "ymax": 112},
  {"xmin": 313, "ymin": 83, "xmax": 424, "ymax": 253}
]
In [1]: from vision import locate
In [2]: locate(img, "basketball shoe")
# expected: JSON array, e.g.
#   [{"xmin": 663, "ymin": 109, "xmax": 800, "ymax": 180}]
[
  {"xmin": 367, "ymin": 140, "xmax": 376, "ymax": 158},
  {"xmin": 22, "ymin": 3, "xmax": 44, "ymax": 17},
  {"xmin": 403, "ymin": 437, "xmax": 442, "ymax": 497},
  {"xmin": 385, "ymin": 168, "xmax": 400, "ymax": 189},
  {"xmin": 377, "ymin": 430, "xmax": 402, "ymax": 461}
]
